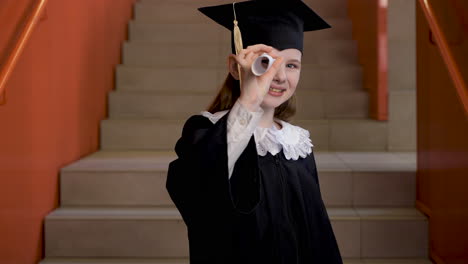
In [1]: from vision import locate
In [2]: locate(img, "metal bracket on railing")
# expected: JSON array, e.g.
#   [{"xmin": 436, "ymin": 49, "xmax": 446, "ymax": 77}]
[
  {"xmin": 429, "ymin": 30, "xmax": 436, "ymax": 45},
  {"xmin": 430, "ymin": 30, "xmax": 464, "ymax": 46}
]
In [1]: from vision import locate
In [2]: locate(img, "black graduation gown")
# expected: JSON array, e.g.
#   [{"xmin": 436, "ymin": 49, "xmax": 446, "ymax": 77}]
[{"xmin": 166, "ymin": 111, "xmax": 343, "ymax": 264}]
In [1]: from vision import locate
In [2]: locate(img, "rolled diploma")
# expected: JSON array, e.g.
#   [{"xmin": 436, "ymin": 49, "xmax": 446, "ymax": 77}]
[{"xmin": 251, "ymin": 53, "xmax": 276, "ymax": 76}]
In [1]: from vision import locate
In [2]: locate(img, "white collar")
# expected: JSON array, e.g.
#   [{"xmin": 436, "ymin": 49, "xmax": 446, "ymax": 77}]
[{"xmin": 200, "ymin": 110, "xmax": 313, "ymax": 160}]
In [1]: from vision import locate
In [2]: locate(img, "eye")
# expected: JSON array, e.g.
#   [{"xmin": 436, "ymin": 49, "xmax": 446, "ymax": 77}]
[{"xmin": 286, "ymin": 63, "xmax": 299, "ymax": 69}]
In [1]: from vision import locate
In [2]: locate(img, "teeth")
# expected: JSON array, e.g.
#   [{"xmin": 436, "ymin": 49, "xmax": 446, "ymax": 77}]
[{"xmin": 270, "ymin": 88, "xmax": 284, "ymax": 92}]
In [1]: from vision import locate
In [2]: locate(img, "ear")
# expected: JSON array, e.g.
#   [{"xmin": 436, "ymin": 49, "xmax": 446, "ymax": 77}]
[{"xmin": 227, "ymin": 54, "xmax": 240, "ymax": 81}]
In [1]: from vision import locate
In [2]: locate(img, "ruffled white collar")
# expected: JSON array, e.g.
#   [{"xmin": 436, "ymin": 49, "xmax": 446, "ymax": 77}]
[{"xmin": 200, "ymin": 110, "xmax": 313, "ymax": 160}]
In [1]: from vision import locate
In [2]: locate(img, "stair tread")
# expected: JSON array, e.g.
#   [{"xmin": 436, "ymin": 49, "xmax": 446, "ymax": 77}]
[
  {"xmin": 129, "ymin": 17, "xmax": 353, "ymax": 26},
  {"xmin": 115, "ymin": 64, "xmax": 364, "ymax": 93},
  {"xmin": 125, "ymin": 39, "xmax": 357, "ymax": 47},
  {"xmin": 62, "ymin": 151, "xmax": 176, "ymax": 172},
  {"xmin": 128, "ymin": 18, "xmax": 354, "ymax": 42},
  {"xmin": 40, "ymin": 257, "xmax": 432, "ymax": 264},
  {"xmin": 102, "ymin": 117, "xmax": 392, "ymax": 125},
  {"xmin": 133, "ymin": 6, "xmax": 348, "ymax": 22},
  {"xmin": 109, "ymin": 89, "xmax": 367, "ymax": 96},
  {"xmin": 46, "ymin": 206, "xmax": 426, "ymax": 221},
  {"xmin": 117, "ymin": 64, "xmax": 363, "ymax": 70},
  {"xmin": 100, "ymin": 119, "xmax": 389, "ymax": 151},
  {"xmin": 40, "ymin": 258, "xmax": 187, "ymax": 264},
  {"xmin": 62, "ymin": 151, "xmax": 416, "ymax": 173}
]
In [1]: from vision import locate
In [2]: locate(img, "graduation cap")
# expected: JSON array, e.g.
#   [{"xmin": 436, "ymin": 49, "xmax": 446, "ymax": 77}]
[{"xmin": 198, "ymin": 0, "xmax": 331, "ymax": 55}]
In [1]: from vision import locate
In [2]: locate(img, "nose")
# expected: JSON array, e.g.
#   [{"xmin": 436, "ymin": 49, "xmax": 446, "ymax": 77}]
[{"xmin": 273, "ymin": 61, "xmax": 287, "ymax": 84}]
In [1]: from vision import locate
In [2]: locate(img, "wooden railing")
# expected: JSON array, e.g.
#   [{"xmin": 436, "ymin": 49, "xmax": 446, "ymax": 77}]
[
  {"xmin": 375, "ymin": 0, "xmax": 388, "ymax": 121},
  {"xmin": 418, "ymin": 0, "xmax": 468, "ymax": 117},
  {"xmin": 347, "ymin": 0, "xmax": 388, "ymax": 121},
  {"xmin": 0, "ymin": 0, "xmax": 48, "ymax": 105}
]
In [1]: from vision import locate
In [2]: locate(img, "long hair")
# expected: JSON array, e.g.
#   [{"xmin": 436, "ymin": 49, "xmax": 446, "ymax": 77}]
[{"xmin": 206, "ymin": 73, "xmax": 296, "ymax": 121}]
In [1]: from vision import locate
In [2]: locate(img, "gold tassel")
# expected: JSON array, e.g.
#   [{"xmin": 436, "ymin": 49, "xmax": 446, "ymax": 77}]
[
  {"xmin": 233, "ymin": 21, "xmax": 243, "ymax": 55},
  {"xmin": 233, "ymin": 3, "xmax": 243, "ymax": 85}
]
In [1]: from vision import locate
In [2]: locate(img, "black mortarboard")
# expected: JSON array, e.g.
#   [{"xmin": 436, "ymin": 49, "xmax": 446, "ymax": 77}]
[{"xmin": 198, "ymin": 0, "xmax": 331, "ymax": 54}]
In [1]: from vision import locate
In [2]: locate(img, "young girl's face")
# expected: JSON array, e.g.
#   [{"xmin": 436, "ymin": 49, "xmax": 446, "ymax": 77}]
[{"xmin": 260, "ymin": 48, "xmax": 302, "ymax": 110}]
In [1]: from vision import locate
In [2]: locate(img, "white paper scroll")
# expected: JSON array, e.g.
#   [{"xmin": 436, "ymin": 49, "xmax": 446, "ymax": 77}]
[{"xmin": 251, "ymin": 53, "xmax": 276, "ymax": 76}]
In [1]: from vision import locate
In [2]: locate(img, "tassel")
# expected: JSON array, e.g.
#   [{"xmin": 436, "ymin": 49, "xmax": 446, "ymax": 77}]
[
  {"xmin": 233, "ymin": 20, "xmax": 243, "ymax": 55},
  {"xmin": 232, "ymin": 3, "xmax": 243, "ymax": 55},
  {"xmin": 233, "ymin": 3, "xmax": 243, "ymax": 84}
]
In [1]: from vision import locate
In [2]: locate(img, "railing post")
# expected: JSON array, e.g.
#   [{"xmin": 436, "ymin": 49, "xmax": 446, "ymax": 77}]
[
  {"xmin": 376, "ymin": 0, "xmax": 388, "ymax": 121},
  {"xmin": 347, "ymin": 0, "xmax": 388, "ymax": 121}
]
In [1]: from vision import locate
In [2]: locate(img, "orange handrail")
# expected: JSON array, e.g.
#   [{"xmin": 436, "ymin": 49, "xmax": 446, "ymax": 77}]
[
  {"xmin": 0, "ymin": 0, "xmax": 48, "ymax": 105},
  {"xmin": 418, "ymin": 0, "xmax": 468, "ymax": 117}
]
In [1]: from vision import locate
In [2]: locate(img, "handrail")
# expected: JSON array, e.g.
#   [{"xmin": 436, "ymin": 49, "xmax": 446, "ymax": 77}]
[
  {"xmin": 418, "ymin": 0, "xmax": 468, "ymax": 117},
  {"xmin": 0, "ymin": 0, "xmax": 48, "ymax": 105}
]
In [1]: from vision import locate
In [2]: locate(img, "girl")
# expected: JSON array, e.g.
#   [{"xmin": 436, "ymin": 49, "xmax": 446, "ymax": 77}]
[{"xmin": 166, "ymin": 1, "xmax": 343, "ymax": 263}]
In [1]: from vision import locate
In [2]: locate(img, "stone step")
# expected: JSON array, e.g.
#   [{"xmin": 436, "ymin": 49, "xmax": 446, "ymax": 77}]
[
  {"xmin": 40, "ymin": 257, "xmax": 432, "ymax": 264},
  {"xmin": 122, "ymin": 41, "xmax": 358, "ymax": 67},
  {"xmin": 44, "ymin": 207, "xmax": 428, "ymax": 259},
  {"xmin": 138, "ymin": 0, "xmax": 349, "ymax": 6},
  {"xmin": 134, "ymin": 0, "xmax": 349, "ymax": 24},
  {"xmin": 128, "ymin": 18, "xmax": 353, "ymax": 43},
  {"xmin": 108, "ymin": 90, "xmax": 368, "ymax": 120},
  {"xmin": 40, "ymin": 258, "xmax": 189, "ymax": 264},
  {"xmin": 140, "ymin": 0, "xmax": 233, "ymax": 3},
  {"xmin": 60, "ymin": 151, "xmax": 416, "ymax": 208},
  {"xmin": 115, "ymin": 65, "xmax": 363, "ymax": 93},
  {"xmin": 100, "ymin": 118, "xmax": 388, "ymax": 151}
]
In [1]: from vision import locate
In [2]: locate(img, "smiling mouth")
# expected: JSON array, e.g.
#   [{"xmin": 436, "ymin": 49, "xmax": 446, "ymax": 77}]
[{"xmin": 269, "ymin": 87, "xmax": 286, "ymax": 93}]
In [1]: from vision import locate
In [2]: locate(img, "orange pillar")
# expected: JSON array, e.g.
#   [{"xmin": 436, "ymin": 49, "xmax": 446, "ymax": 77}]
[{"xmin": 347, "ymin": 0, "xmax": 388, "ymax": 120}]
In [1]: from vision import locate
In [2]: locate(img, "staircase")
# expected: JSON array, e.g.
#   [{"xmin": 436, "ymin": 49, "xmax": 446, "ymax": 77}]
[{"xmin": 41, "ymin": 0, "xmax": 431, "ymax": 263}]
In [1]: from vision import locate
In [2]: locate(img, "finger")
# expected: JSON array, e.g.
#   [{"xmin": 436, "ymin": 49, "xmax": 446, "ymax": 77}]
[
  {"xmin": 237, "ymin": 49, "xmax": 249, "ymax": 61},
  {"xmin": 245, "ymin": 51, "xmax": 256, "ymax": 63},
  {"xmin": 245, "ymin": 44, "xmax": 274, "ymax": 54},
  {"xmin": 265, "ymin": 49, "xmax": 281, "ymax": 59},
  {"xmin": 233, "ymin": 51, "xmax": 249, "ymax": 68},
  {"xmin": 260, "ymin": 56, "xmax": 284, "ymax": 81},
  {"xmin": 229, "ymin": 54, "xmax": 248, "ymax": 72},
  {"xmin": 246, "ymin": 44, "xmax": 273, "ymax": 51}
]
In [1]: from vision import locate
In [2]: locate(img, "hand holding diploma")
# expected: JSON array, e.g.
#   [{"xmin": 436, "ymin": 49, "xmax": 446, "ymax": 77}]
[{"xmin": 229, "ymin": 44, "xmax": 284, "ymax": 110}]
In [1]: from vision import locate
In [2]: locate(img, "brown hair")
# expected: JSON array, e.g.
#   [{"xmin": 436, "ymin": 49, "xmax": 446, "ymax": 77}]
[{"xmin": 206, "ymin": 73, "xmax": 296, "ymax": 121}]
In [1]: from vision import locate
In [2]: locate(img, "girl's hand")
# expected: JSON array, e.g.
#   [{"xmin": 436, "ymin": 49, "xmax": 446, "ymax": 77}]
[{"xmin": 229, "ymin": 44, "xmax": 284, "ymax": 110}]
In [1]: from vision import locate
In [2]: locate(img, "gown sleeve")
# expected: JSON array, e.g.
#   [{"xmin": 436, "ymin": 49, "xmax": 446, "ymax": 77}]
[
  {"xmin": 166, "ymin": 100, "xmax": 263, "ymax": 228},
  {"xmin": 226, "ymin": 99, "xmax": 264, "ymax": 179}
]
